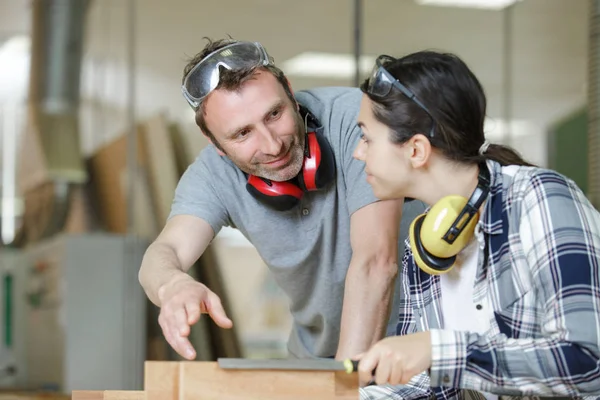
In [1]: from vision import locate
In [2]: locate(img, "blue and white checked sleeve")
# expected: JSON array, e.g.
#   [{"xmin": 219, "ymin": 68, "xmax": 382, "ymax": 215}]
[{"xmin": 359, "ymin": 372, "xmax": 483, "ymax": 400}]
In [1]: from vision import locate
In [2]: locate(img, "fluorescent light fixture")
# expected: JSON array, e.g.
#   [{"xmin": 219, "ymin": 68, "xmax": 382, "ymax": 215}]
[
  {"xmin": 0, "ymin": 35, "xmax": 31, "ymax": 103},
  {"xmin": 484, "ymin": 117, "xmax": 532, "ymax": 139},
  {"xmin": 415, "ymin": 0, "xmax": 522, "ymax": 10},
  {"xmin": 0, "ymin": 35, "xmax": 30, "ymax": 55},
  {"xmin": 281, "ymin": 52, "xmax": 376, "ymax": 79}
]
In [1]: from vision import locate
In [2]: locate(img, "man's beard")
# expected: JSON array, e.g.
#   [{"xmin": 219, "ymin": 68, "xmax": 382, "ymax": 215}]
[{"xmin": 256, "ymin": 143, "xmax": 304, "ymax": 182}]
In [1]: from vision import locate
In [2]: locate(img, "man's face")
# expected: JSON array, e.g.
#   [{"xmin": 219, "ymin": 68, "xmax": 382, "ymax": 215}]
[{"xmin": 203, "ymin": 71, "xmax": 306, "ymax": 182}]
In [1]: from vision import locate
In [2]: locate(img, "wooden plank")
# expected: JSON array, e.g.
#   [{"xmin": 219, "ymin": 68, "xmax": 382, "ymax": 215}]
[
  {"xmin": 174, "ymin": 361, "xmax": 358, "ymax": 400},
  {"xmin": 138, "ymin": 114, "xmax": 180, "ymax": 226},
  {"xmin": 0, "ymin": 394, "xmax": 70, "ymax": 400},
  {"xmin": 144, "ymin": 361, "xmax": 179, "ymax": 400},
  {"xmin": 88, "ymin": 130, "xmax": 157, "ymax": 237},
  {"xmin": 194, "ymin": 247, "xmax": 242, "ymax": 358},
  {"xmin": 103, "ymin": 391, "xmax": 145, "ymax": 400},
  {"xmin": 71, "ymin": 391, "xmax": 103, "ymax": 400},
  {"xmin": 334, "ymin": 371, "xmax": 359, "ymax": 397},
  {"xmin": 72, "ymin": 391, "xmax": 144, "ymax": 400}
]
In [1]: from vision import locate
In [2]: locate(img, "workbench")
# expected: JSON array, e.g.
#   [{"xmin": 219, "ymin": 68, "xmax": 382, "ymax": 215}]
[{"xmin": 72, "ymin": 360, "xmax": 359, "ymax": 399}]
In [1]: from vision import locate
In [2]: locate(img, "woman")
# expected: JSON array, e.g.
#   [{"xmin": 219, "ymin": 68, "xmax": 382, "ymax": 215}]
[{"xmin": 353, "ymin": 51, "xmax": 600, "ymax": 400}]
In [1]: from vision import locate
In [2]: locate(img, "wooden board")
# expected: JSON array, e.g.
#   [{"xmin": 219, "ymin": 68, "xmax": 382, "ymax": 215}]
[
  {"xmin": 71, "ymin": 391, "xmax": 144, "ymax": 400},
  {"xmin": 88, "ymin": 129, "xmax": 157, "ymax": 237},
  {"xmin": 144, "ymin": 361, "xmax": 358, "ymax": 400},
  {"xmin": 103, "ymin": 392, "xmax": 144, "ymax": 400},
  {"xmin": 144, "ymin": 361, "xmax": 179, "ymax": 400},
  {"xmin": 0, "ymin": 394, "xmax": 70, "ymax": 400},
  {"xmin": 138, "ymin": 114, "xmax": 180, "ymax": 226}
]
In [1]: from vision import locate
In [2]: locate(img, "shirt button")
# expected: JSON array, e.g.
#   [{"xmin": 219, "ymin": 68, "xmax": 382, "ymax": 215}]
[
  {"xmin": 302, "ymin": 208, "xmax": 310, "ymax": 216},
  {"xmin": 443, "ymin": 375, "xmax": 450, "ymax": 384},
  {"xmin": 476, "ymin": 304, "xmax": 483, "ymax": 310}
]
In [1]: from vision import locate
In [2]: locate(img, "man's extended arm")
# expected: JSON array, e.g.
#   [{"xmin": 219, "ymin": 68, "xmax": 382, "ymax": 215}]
[
  {"xmin": 335, "ymin": 199, "xmax": 403, "ymax": 359},
  {"xmin": 138, "ymin": 214, "xmax": 232, "ymax": 360},
  {"xmin": 139, "ymin": 214, "xmax": 213, "ymax": 305}
]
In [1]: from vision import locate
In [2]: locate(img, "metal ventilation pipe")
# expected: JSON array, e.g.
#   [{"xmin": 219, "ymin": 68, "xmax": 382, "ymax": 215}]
[
  {"xmin": 31, "ymin": 0, "xmax": 90, "ymax": 183},
  {"xmin": 14, "ymin": 0, "xmax": 91, "ymax": 245},
  {"xmin": 39, "ymin": 0, "xmax": 91, "ymax": 115},
  {"xmin": 590, "ymin": 0, "xmax": 600, "ymax": 210}
]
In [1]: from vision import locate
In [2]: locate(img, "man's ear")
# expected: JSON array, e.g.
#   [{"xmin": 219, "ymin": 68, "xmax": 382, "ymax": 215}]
[
  {"xmin": 285, "ymin": 77, "xmax": 299, "ymax": 111},
  {"xmin": 200, "ymin": 129, "xmax": 226, "ymax": 156},
  {"xmin": 212, "ymin": 143, "xmax": 226, "ymax": 157}
]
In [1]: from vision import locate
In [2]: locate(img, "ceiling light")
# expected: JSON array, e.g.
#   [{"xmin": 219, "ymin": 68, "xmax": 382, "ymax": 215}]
[
  {"xmin": 415, "ymin": 0, "xmax": 522, "ymax": 10},
  {"xmin": 281, "ymin": 52, "xmax": 376, "ymax": 79},
  {"xmin": 0, "ymin": 35, "xmax": 31, "ymax": 103},
  {"xmin": 484, "ymin": 118, "xmax": 532, "ymax": 139}
]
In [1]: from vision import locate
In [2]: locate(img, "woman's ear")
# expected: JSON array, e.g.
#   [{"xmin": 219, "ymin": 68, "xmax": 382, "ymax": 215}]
[{"xmin": 408, "ymin": 133, "xmax": 431, "ymax": 168}]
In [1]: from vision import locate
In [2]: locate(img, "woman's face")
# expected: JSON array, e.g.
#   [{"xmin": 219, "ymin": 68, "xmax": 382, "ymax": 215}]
[{"xmin": 353, "ymin": 94, "xmax": 413, "ymax": 200}]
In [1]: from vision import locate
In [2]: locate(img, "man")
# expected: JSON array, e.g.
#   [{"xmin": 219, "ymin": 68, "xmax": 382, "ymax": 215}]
[{"xmin": 138, "ymin": 38, "xmax": 426, "ymax": 361}]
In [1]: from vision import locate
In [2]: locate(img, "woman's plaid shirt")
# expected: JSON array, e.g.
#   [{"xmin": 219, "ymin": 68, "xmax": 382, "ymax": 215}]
[{"xmin": 361, "ymin": 160, "xmax": 600, "ymax": 400}]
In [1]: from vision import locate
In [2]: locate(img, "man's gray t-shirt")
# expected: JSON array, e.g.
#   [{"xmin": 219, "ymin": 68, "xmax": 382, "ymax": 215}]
[{"xmin": 168, "ymin": 86, "xmax": 426, "ymax": 359}]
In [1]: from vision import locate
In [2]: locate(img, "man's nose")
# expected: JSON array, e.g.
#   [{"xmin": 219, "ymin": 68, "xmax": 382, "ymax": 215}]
[{"xmin": 259, "ymin": 126, "xmax": 284, "ymax": 156}]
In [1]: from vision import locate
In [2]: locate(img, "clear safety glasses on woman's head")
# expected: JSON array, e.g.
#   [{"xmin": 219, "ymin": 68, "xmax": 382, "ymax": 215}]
[
  {"xmin": 366, "ymin": 55, "xmax": 436, "ymax": 137},
  {"xmin": 181, "ymin": 41, "xmax": 271, "ymax": 111}
]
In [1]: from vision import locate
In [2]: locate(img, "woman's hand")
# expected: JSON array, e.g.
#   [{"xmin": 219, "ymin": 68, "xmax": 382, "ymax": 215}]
[{"xmin": 356, "ymin": 331, "xmax": 432, "ymax": 386}]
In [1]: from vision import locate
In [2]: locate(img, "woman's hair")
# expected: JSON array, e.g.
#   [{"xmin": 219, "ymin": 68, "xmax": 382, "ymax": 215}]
[{"xmin": 360, "ymin": 51, "xmax": 534, "ymax": 167}]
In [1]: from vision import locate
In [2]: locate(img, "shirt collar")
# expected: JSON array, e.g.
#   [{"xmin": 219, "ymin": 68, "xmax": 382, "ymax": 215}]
[{"xmin": 480, "ymin": 159, "xmax": 506, "ymax": 236}]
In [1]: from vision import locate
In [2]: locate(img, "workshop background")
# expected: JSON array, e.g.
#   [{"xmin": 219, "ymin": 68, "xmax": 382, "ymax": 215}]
[{"xmin": 0, "ymin": 0, "xmax": 596, "ymax": 397}]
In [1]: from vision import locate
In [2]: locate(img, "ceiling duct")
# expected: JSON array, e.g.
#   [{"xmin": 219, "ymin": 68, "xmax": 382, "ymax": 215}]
[{"xmin": 11, "ymin": 0, "xmax": 92, "ymax": 246}]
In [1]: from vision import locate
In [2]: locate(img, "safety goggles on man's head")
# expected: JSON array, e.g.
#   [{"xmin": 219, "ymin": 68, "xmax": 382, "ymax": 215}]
[
  {"xmin": 366, "ymin": 55, "xmax": 436, "ymax": 137},
  {"xmin": 181, "ymin": 41, "xmax": 271, "ymax": 110}
]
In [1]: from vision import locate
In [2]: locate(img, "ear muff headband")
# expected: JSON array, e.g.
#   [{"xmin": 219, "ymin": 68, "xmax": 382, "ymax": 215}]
[
  {"xmin": 247, "ymin": 175, "xmax": 304, "ymax": 198},
  {"xmin": 442, "ymin": 166, "xmax": 490, "ymax": 244},
  {"xmin": 301, "ymin": 132, "xmax": 322, "ymax": 191},
  {"xmin": 246, "ymin": 175, "xmax": 304, "ymax": 212}
]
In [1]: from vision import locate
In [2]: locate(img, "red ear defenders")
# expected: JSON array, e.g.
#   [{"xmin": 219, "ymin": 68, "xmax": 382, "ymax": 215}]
[
  {"xmin": 409, "ymin": 162, "xmax": 490, "ymax": 275},
  {"xmin": 246, "ymin": 131, "xmax": 336, "ymax": 211}
]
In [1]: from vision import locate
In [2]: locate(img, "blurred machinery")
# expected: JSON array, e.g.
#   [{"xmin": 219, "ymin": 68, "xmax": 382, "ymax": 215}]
[{"xmin": 0, "ymin": 234, "xmax": 148, "ymax": 393}]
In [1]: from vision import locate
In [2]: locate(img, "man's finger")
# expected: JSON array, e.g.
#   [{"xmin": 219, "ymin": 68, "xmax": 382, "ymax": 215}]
[
  {"xmin": 205, "ymin": 292, "xmax": 233, "ymax": 328},
  {"xmin": 160, "ymin": 317, "xmax": 189, "ymax": 359},
  {"xmin": 185, "ymin": 301, "xmax": 201, "ymax": 325},
  {"xmin": 161, "ymin": 308, "xmax": 195, "ymax": 359},
  {"xmin": 172, "ymin": 332, "xmax": 196, "ymax": 360},
  {"xmin": 159, "ymin": 314, "xmax": 174, "ymax": 346},
  {"xmin": 172, "ymin": 307, "xmax": 191, "ymax": 337}
]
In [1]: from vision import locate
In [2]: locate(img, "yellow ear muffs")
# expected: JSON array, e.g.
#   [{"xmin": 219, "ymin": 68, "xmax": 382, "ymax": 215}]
[
  {"xmin": 409, "ymin": 162, "xmax": 491, "ymax": 275},
  {"xmin": 409, "ymin": 195, "xmax": 479, "ymax": 275}
]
